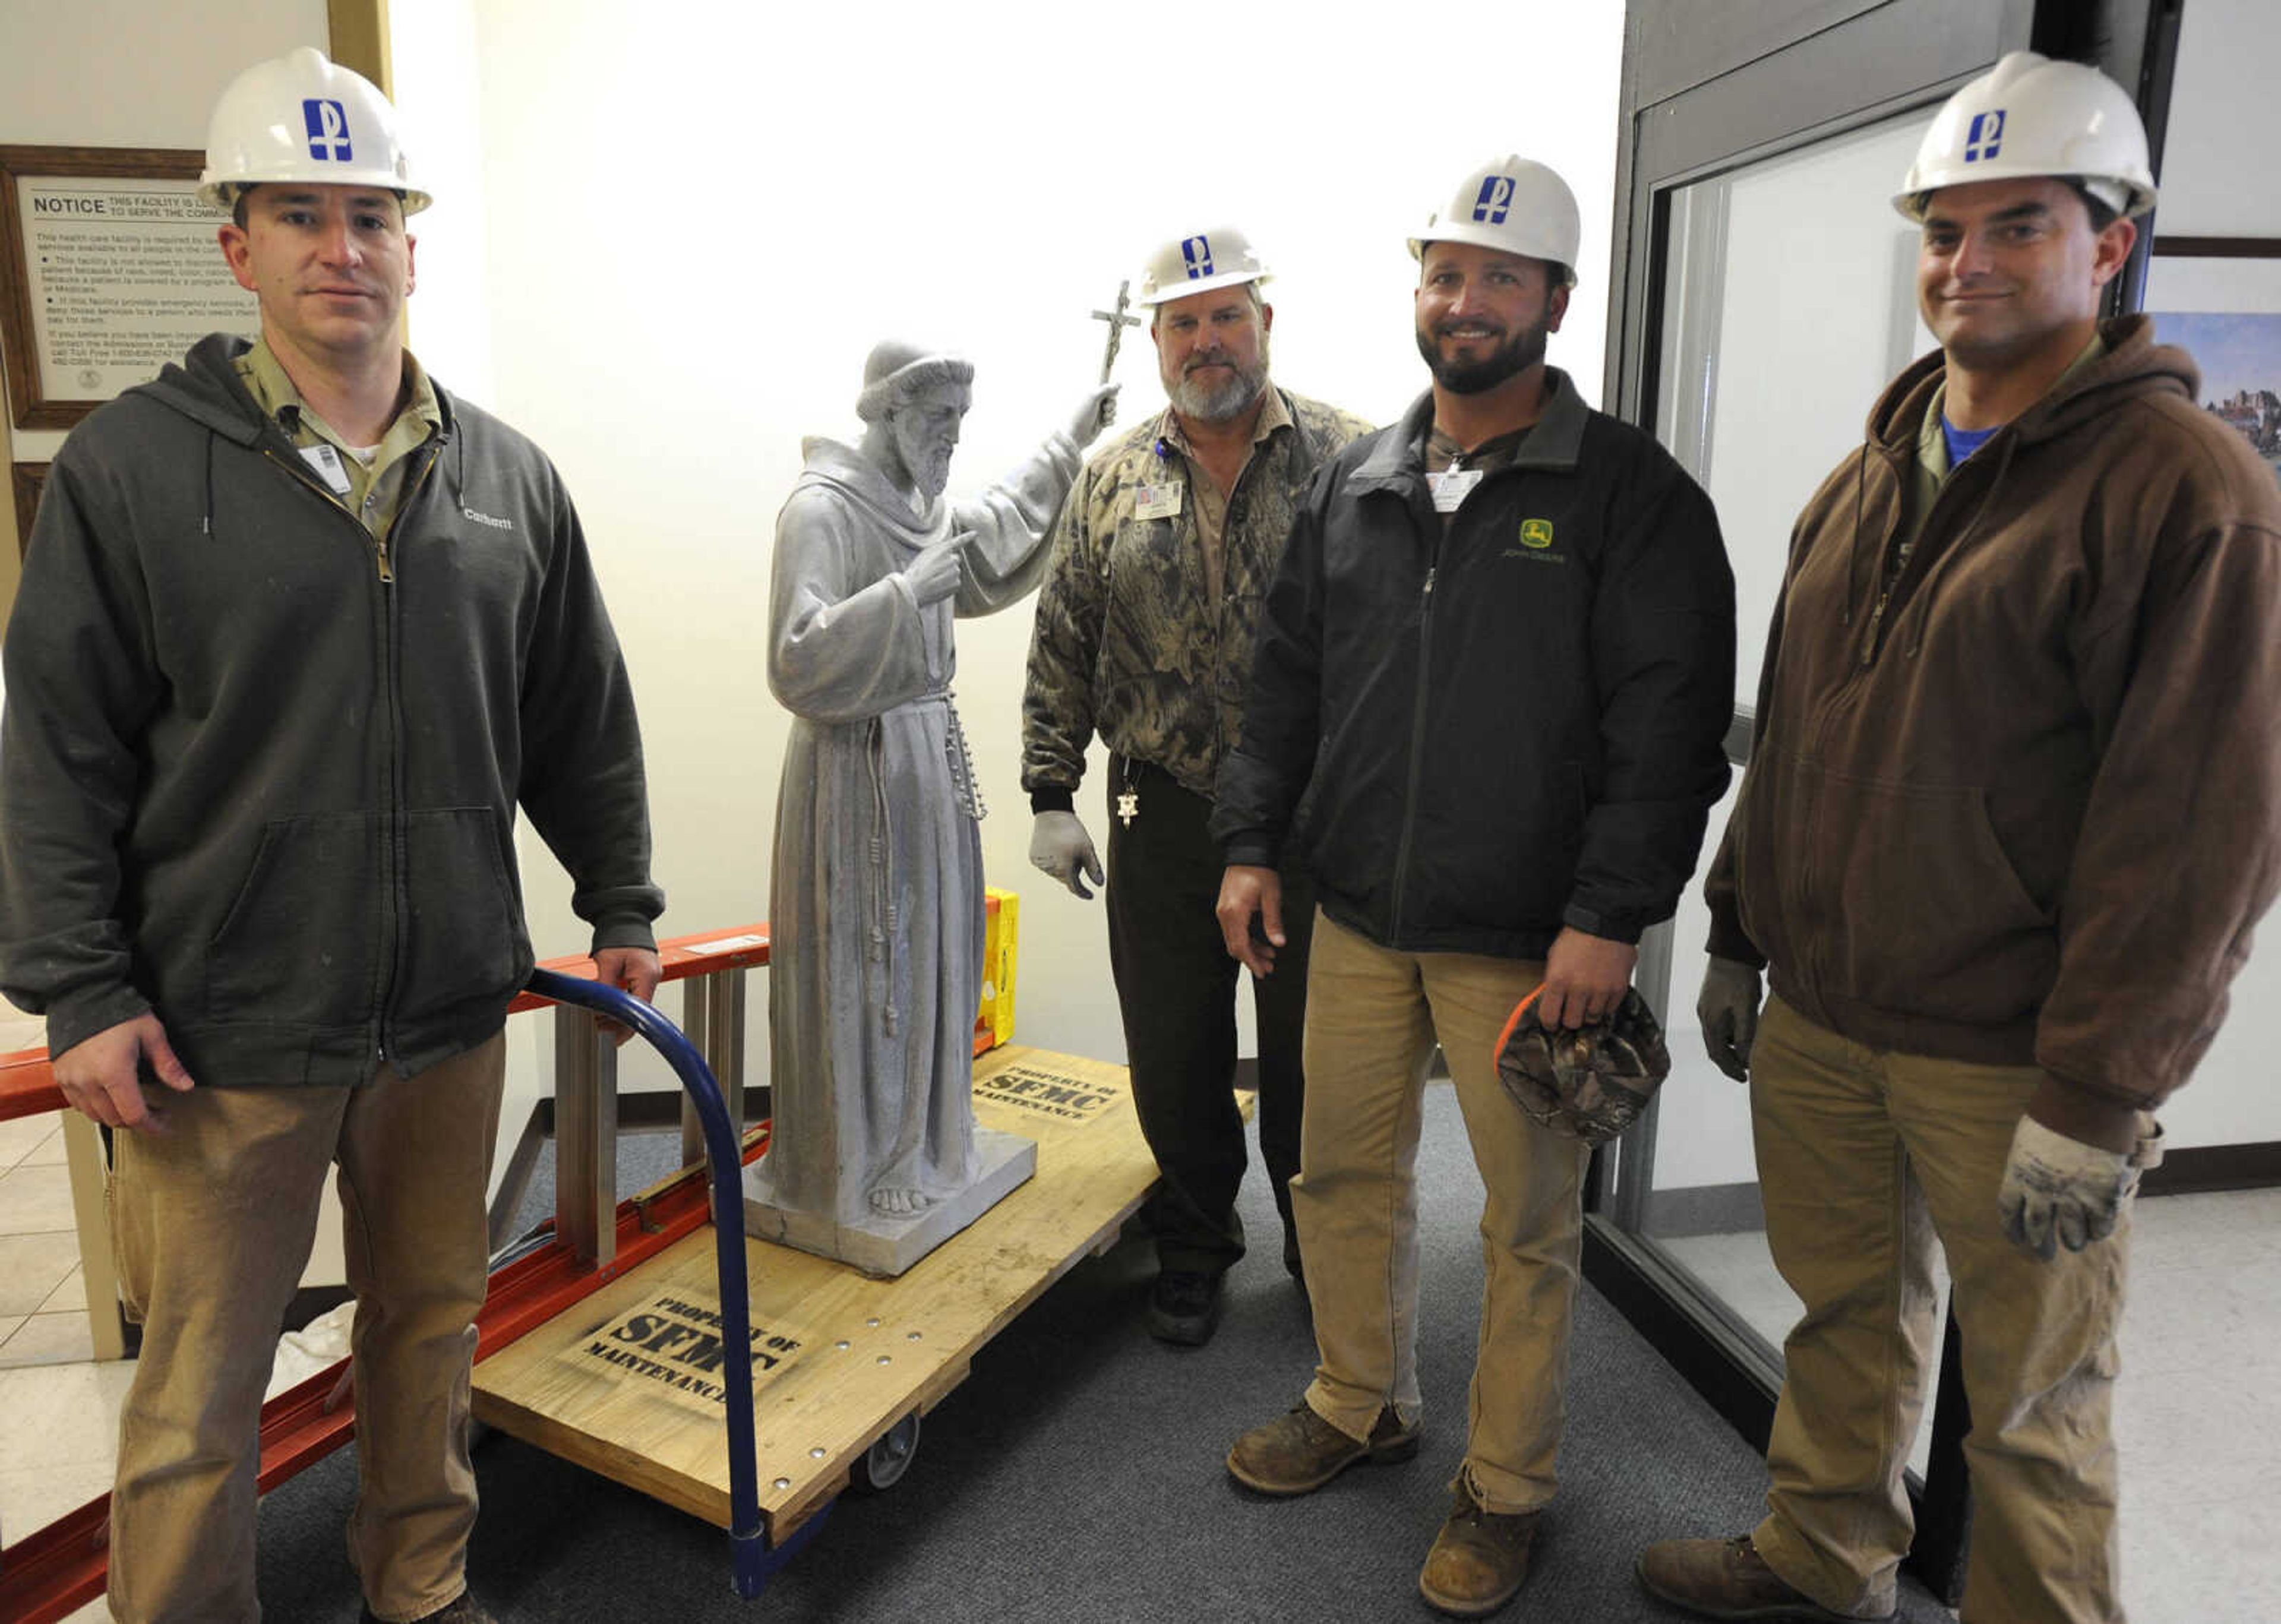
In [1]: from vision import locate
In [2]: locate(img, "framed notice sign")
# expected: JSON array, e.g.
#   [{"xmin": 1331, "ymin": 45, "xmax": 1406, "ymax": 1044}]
[{"xmin": 0, "ymin": 146, "xmax": 259, "ymax": 430}]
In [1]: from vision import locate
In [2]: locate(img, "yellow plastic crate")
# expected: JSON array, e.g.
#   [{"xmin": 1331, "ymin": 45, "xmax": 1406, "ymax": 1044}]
[{"xmin": 975, "ymin": 887, "xmax": 1019, "ymax": 1054}]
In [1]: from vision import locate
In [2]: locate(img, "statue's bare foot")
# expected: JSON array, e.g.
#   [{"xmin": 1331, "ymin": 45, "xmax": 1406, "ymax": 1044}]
[{"xmin": 869, "ymin": 1187, "xmax": 934, "ymax": 1217}]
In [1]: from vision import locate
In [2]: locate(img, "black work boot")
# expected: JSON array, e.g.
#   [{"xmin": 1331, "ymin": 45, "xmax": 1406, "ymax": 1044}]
[{"xmin": 1146, "ymin": 1268, "xmax": 1224, "ymax": 1345}]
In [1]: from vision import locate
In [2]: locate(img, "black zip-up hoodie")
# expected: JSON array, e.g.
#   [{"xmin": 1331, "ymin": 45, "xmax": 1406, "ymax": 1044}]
[
  {"xmin": 1212, "ymin": 369, "xmax": 1735, "ymax": 958},
  {"xmin": 0, "ymin": 334, "xmax": 662, "ymax": 1084}
]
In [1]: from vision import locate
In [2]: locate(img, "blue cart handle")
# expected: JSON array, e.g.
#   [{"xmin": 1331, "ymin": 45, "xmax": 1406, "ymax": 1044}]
[{"xmin": 525, "ymin": 967, "xmax": 770, "ymax": 1598}]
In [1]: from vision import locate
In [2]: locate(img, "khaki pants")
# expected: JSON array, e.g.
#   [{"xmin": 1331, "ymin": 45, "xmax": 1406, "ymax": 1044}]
[
  {"xmin": 1293, "ymin": 912, "xmax": 1587, "ymax": 1514},
  {"xmin": 1749, "ymin": 997, "xmax": 2129, "ymax": 1624},
  {"xmin": 107, "ymin": 1034, "xmax": 507, "ymax": 1623}
]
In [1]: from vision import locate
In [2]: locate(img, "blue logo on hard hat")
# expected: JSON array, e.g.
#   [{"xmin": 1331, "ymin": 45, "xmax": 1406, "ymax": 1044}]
[
  {"xmin": 1473, "ymin": 176, "xmax": 1516, "ymax": 224},
  {"xmin": 303, "ymin": 99, "xmax": 353, "ymax": 162},
  {"xmin": 1181, "ymin": 236, "xmax": 1214, "ymax": 280},
  {"xmin": 1965, "ymin": 109, "xmax": 2005, "ymax": 163}
]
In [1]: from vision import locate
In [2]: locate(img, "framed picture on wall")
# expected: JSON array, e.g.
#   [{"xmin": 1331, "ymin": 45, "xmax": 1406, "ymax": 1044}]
[
  {"xmin": 0, "ymin": 145, "xmax": 258, "ymax": 431},
  {"xmin": 2144, "ymin": 237, "xmax": 2281, "ymax": 485},
  {"xmin": 11, "ymin": 462, "xmax": 45, "ymax": 554}
]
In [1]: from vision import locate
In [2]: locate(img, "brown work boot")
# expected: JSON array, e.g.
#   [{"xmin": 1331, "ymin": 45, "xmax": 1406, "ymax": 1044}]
[
  {"xmin": 1225, "ymin": 1399, "xmax": 1418, "ymax": 1495},
  {"xmin": 1417, "ymin": 1474, "xmax": 1541, "ymax": 1617},
  {"xmin": 1635, "ymin": 1534, "xmax": 1893, "ymax": 1621},
  {"xmin": 361, "ymin": 1591, "xmax": 499, "ymax": 1624}
]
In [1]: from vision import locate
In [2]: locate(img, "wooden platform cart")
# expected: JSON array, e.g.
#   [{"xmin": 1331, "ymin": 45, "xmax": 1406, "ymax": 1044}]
[
  {"xmin": 472, "ymin": 1035, "xmax": 1155, "ymax": 1574},
  {"xmin": 0, "ymin": 901, "xmax": 1161, "ymax": 1615}
]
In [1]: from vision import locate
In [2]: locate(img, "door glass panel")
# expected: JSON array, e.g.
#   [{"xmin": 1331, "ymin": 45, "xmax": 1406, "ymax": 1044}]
[
  {"xmin": 1615, "ymin": 109, "xmax": 1950, "ymax": 1471},
  {"xmin": 1658, "ymin": 112, "xmax": 1937, "ymax": 698}
]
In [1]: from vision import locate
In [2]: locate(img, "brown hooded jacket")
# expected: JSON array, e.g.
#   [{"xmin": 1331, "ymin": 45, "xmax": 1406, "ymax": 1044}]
[{"xmin": 1706, "ymin": 315, "xmax": 2281, "ymax": 1125}]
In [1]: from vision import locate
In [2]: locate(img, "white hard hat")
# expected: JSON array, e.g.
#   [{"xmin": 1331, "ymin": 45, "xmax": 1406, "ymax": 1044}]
[
  {"xmin": 1135, "ymin": 227, "xmax": 1271, "ymax": 307},
  {"xmin": 198, "ymin": 46, "xmax": 429, "ymax": 214},
  {"xmin": 1410, "ymin": 156, "xmax": 1581, "ymax": 287},
  {"xmin": 1894, "ymin": 50, "xmax": 2155, "ymax": 222}
]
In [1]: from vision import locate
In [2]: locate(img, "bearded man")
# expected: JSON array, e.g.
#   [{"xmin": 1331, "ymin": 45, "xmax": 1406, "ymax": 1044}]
[
  {"xmin": 1211, "ymin": 160, "xmax": 1735, "ymax": 1619},
  {"xmin": 1021, "ymin": 227, "xmax": 1371, "ymax": 1344}
]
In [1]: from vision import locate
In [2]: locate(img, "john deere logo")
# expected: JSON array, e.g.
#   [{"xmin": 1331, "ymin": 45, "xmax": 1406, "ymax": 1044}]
[{"xmin": 1519, "ymin": 519, "xmax": 1555, "ymax": 549}]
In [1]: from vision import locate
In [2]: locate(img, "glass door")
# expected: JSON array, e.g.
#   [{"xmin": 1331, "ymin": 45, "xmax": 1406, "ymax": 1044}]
[
  {"xmin": 1616, "ymin": 98, "xmax": 1941, "ymax": 1362},
  {"xmin": 1610, "ymin": 100, "xmax": 1958, "ymax": 1490}
]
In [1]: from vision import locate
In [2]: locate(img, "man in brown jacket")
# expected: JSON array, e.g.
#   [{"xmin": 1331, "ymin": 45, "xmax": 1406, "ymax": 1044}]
[{"xmin": 1638, "ymin": 53, "xmax": 2281, "ymax": 1624}]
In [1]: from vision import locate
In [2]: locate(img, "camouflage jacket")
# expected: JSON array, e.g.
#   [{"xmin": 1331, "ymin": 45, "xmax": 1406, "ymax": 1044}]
[{"xmin": 1022, "ymin": 388, "xmax": 1373, "ymax": 807}]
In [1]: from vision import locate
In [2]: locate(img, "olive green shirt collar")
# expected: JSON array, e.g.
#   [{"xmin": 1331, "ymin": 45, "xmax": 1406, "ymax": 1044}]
[
  {"xmin": 1918, "ymin": 330, "xmax": 2109, "ymax": 485},
  {"xmin": 233, "ymin": 339, "xmax": 443, "ymax": 538}
]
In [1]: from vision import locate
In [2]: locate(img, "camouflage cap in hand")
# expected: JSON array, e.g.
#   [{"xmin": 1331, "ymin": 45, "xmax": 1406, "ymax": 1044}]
[{"xmin": 1494, "ymin": 986, "xmax": 1672, "ymax": 1145}]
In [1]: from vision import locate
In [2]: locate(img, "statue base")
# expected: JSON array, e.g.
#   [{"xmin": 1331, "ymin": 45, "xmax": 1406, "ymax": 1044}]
[{"xmin": 740, "ymin": 1126, "xmax": 1037, "ymax": 1278}]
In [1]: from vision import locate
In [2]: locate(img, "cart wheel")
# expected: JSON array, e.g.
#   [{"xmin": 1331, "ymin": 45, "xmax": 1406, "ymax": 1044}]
[{"xmin": 850, "ymin": 1410, "xmax": 921, "ymax": 1494}]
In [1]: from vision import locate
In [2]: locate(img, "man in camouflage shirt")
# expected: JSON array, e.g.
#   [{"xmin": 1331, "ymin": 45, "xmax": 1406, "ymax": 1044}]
[{"xmin": 1022, "ymin": 227, "xmax": 1372, "ymax": 1345}]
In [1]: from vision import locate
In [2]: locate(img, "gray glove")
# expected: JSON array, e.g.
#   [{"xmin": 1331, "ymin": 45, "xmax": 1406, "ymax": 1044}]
[
  {"xmin": 1697, "ymin": 956, "xmax": 1763, "ymax": 1083},
  {"xmin": 1998, "ymin": 1116, "xmax": 2157, "ymax": 1261},
  {"xmin": 1029, "ymin": 810, "xmax": 1104, "ymax": 901}
]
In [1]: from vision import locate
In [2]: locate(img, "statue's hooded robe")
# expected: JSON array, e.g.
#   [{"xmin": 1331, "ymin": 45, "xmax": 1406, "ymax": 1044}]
[{"xmin": 757, "ymin": 420, "xmax": 1079, "ymax": 1224}]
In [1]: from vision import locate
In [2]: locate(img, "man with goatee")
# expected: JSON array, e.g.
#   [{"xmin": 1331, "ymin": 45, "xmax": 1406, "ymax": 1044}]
[{"xmin": 1211, "ymin": 159, "xmax": 1735, "ymax": 1618}]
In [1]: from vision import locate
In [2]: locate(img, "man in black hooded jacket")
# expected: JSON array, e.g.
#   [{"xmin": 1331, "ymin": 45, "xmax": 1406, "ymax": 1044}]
[
  {"xmin": 0, "ymin": 49, "xmax": 659, "ymax": 1624},
  {"xmin": 1212, "ymin": 155, "xmax": 1733, "ymax": 1618}
]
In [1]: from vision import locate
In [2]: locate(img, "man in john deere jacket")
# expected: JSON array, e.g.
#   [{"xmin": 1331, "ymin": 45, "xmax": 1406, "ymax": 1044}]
[
  {"xmin": 1639, "ymin": 54, "xmax": 2281, "ymax": 1624},
  {"xmin": 0, "ymin": 50, "xmax": 661, "ymax": 1624},
  {"xmin": 1212, "ymin": 157, "xmax": 1735, "ymax": 1617},
  {"xmin": 1022, "ymin": 227, "xmax": 1371, "ymax": 1345}
]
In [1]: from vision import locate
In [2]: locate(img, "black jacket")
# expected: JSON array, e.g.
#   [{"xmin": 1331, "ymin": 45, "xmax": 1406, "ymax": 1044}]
[
  {"xmin": 1211, "ymin": 371, "xmax": 1735, "ymax": 959},
  {"xmin": 0, "ymin": 334, "xmax": 662, "ymax": 1083}
]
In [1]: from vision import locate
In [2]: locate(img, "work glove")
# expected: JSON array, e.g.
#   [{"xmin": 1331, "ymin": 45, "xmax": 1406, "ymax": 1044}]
[
  {"xmin": 1998, "ymin": 1115, "xmax": 2157, "ymax": 1261},
  {"xmin": 1029, "ymin": 810, "xmax": 1104, "ymax": 901},
  {"xmin": 1697, "ymin": 956, "xmax": 1763, "ymax": 1083}
]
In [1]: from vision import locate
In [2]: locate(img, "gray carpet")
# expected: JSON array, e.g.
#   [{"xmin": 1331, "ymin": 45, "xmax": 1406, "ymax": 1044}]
[{"xmin": 250, "ymin": 1083, "xmax": 1955, "ymax": 1622}]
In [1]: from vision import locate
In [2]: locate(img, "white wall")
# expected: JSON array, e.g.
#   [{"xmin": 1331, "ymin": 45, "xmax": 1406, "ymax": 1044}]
[
  {"xmin": 0, "ymin": 0, "xmax": 322, "ymax": 140},
  {"xmin": 394, "ymin": 0, "xmax": 1629, "ymax": 1123},
  {"xmin": 388, "ymin": 0, "xmax": 496, "ymax": 410}
]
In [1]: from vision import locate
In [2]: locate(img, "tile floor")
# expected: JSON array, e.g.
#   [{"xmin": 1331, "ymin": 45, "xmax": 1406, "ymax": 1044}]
[
  {"xmin": 1, "ymin": 1108, "xmax": 108, "ymax": 1624},
  {"xmin": 1, "ymin": 1138, "xmax": 2272, "ymax": 1620},
  {"xmin": 1658, "ymin": 1187, "xmax": 2281, "ymax": 1623},
  {"xmin": 0, "ymin": 1114, "xmax": 94, "ymax": 1370}
]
